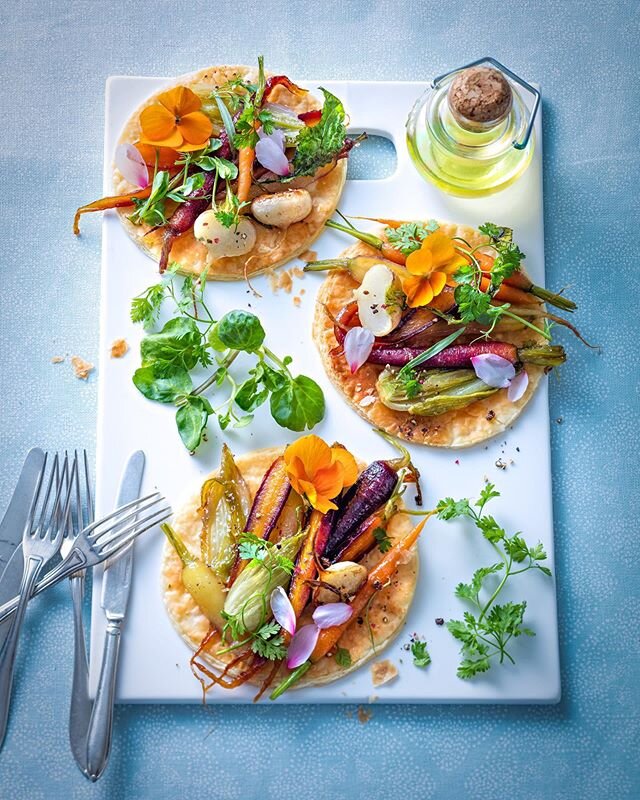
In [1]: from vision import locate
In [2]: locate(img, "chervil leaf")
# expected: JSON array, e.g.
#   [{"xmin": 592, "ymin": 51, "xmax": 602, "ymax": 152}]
[
  {"xmin": 373, "ymin": 527, "xmax": 392, "ymax": 553},
  {"xmin": 440, "ymin": 485, "xmax": 552, "ymax": 679},
  {"xmin": 436, "ymin": 497, "xmax": 472, "ymax": 520},
  {"xmin": 384, "ymin": 220, "xmax": 439, "ymax": 256},
  {"xmin": 411, "ymin": 639, "xmax": 431, "ymax": 668},
  {"xmin": 334, "ymin": 647, "xmax": 352, "ymax": 668}
]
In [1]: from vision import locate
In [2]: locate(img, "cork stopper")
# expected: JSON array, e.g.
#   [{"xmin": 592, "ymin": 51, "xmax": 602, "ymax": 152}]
[{"xmin": 447, "ymin": 66, "xmax": 512, "ymax": 131}]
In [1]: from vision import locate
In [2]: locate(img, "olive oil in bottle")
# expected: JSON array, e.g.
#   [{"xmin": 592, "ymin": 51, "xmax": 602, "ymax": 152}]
[{"xmin": 406, "ymin": 58, "xmax": 539, "ymax": 197}]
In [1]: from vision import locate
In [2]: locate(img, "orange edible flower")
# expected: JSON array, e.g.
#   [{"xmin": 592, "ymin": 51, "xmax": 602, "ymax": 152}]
[
  {"xmin": 284, "ymin": 435, "xmax": 358, "ymax": 514},
  {"xmin": 139, "ymin": 86, "xmax": 213, "ymax": 152},
  {"xmin": 401, "ymin": 231, "xmax": 467, "ymax": 308}
]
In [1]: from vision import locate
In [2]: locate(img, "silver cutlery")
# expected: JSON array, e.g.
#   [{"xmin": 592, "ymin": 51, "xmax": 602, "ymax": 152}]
[
  {"xmin": 0, "ymin": 492, "xmax": 171, "ymax": 625},
  {"xmin": 0, "ymin": 449, "xmax": 47, "ymax": 651},
  {"xmin": 83, "ymin": 450, "xmax": 145, "ymax": 780},
  {"xmin": 64, "ymin": 450, "xmax": 94, "ymax": 774},
  {"xmin": 0, "ymin": 452, "xmax": 74, "ymax": 749}
]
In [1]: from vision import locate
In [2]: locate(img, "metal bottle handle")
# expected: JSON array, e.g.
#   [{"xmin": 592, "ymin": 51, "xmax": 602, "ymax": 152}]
[{"xmin": 431, "ymin": 56, "xmax": 540, "ymax": 151}]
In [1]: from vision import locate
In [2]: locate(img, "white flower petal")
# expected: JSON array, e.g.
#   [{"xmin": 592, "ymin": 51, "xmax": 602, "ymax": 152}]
[
  {"xmin": 344, "ymin": 326, "xmax": 375, "ymax": 374},
  {"xmin": 312, "ymin": 602, "xmax": 353, "ymax": 629},
  {"xmin": 115, "ymin": 143, "xmax": 149, "ymax": 188},
  {"xmin": 507, "ymin": 370, "xmax": 529, "ymax": 402},
  {"xmin": 270, "ymin": 586, "xmax": 296, "ymax": 636},
  {"xmin": 285, "ymin": 624, "xmax": 320, "ymax": 669},
  {"xmin": 255, "ymin": 128, "xmax": 290, "ymax": 176},
  {"xmin": 471, "ymin": 353, "xmax": 515, "ymax": 388}
]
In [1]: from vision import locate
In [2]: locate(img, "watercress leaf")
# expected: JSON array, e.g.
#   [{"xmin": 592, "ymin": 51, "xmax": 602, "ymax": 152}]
[
  {"xmin": 132, "ymin": 364, "xmax": 193, "ymax": 403},
  {"xmin": 216, "ymin": 310, "xmax": 265, "ymax": 352},
  {"xmin": 269, "ymin": 375, "xmax": 325, "ymax": 431},
  {"xmin": 175, "ymin": 395, "xmax": 213, "ymax": 452},
  {"xmin": 140, "ymin": 317, "xmax": 205, "ymax": 372},
  {"xmin": 236, "ymin": 376, "xmax": 269, "ymax": 412}
]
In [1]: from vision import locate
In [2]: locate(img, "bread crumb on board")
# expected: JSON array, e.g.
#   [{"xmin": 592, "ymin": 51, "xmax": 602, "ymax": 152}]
[
  {"xmin": 370, "ymin": 659, "xmax": 399, "ymax": 687},
  {"xmin": 71, "ymin": 355, "xmax": 94, "ymax": 380},
  {"xmin": 110, "ymin": 338, "xmax": 129, "ymax": 358},
  {"xmin": 357, "ymin": 705, "xmax": 372, "ymax": 724},
  {"xmin": 298, "ymin": 250, "xmax": 317, "ymax": 263},
  {"xmin": 51, "ymin": 356, "xmax": 65, "ymax": 364}
]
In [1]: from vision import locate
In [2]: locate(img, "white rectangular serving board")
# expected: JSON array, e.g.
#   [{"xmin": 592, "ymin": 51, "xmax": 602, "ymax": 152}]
[{"xmin": 91, "ymin": 75, "xmax": 560, "ymax": 704}]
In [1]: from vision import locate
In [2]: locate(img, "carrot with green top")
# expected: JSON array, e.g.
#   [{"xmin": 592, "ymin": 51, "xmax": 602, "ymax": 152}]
[{"xmin": 73, "ymin": 187, "xmax": 152, "ymax": 235}]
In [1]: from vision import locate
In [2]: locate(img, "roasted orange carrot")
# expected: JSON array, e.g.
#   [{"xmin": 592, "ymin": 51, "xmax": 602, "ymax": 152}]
[
  {"xmin": 479, "ymin": 275, "xmax": 541, "ymax": 306},
  {"xmin": 310, "ymin": 515, "xmax": 431, "ymax": 662},
  {"xmin": 287, "ymin": 511, "xmax": 332, "ymax": 626},
  {"xmin": 236, "ymin": 146, "xmax": 255, "ymax": 204},
  {"xmin": 73, "ymin": 187, "xmax": 152, "ymax": 235},
  {"xmin": 336, "ymin": 511, "xmax": 381, "ymax": 563}
]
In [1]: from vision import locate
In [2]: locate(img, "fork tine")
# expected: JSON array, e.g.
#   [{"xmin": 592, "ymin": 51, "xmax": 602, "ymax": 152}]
[
  {"xmin": 83, "ymin": 449, "xmax": 94, "ymax": 526},
  {"xmin": 34, "ymin": 453, "xmax": 59, "ymax": 533},
  {"xmin": 55, "ymin": 453, "xmax": 78, "ymax": 544},
  {"xmin": 97, "ymin": 506, "xmax": 172, "ymax": 559},
  {"xmin": 91, "ymin": 497, "xmax": 168, "ymax": 549},
  {"xmin": 25, "ymin": 452, "xmax": 49, "ymax": 532},
  {"xmin": 83, "ymin": 492, "xmax": 162, "ymax": 540}
]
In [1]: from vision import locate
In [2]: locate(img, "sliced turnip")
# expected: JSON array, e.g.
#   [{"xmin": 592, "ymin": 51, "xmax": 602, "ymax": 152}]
[
  {"xmin": 193, "ymin": 210, "xmax": 256, "ymax": 258},
  {"xmin": 354, "ymin": 263, "xmax": 404, "ymax": 336}
]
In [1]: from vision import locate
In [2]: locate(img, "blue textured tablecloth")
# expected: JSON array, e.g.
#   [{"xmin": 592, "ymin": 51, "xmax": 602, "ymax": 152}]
[{"xmin": 0, "ymin": 1, "xmax": 638, "ymax": 797}]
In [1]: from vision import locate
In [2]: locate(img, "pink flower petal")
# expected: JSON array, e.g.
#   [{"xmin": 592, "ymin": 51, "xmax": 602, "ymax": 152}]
[
  {"xmin": 255, "ymin": 128, "xmax": 290, "ymax": 176},
  {"xmin": 471, "ymin": 353, "xmax": 515, "ymax": 388},
  {"xmin": 344, "ymin": 327, "xmax": 375, "ymax": 374},
  {"xmin": 270, "ymin": 586, "xmax": 297, "ymax": 636},
  {"xmin": 115, "ymin": 143, "xmax": 149, "ymax": 188},
  {"xmin": 312, "ymin": 602, "xmax": 353, "ymax": 629},
  {"xmin": 507, "ymin": 369, "xmax": 529, "ymax": 402},
  {"xmin": 286, "ymin": 624, "xmax": 320, "ymax": 669}
]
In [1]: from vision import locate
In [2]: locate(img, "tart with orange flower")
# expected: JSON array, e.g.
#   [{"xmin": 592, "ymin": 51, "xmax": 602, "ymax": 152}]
[
  {"xmin": 160, "ymin": 434, "xmax": 425, "ymax": 699},
  {"xmin": 74, "ymin": 58, "xmax": 359, "ymax": 280},
  {"xmin": 307, "ymin": 217, "xmax": 589, "ymax": 447}
]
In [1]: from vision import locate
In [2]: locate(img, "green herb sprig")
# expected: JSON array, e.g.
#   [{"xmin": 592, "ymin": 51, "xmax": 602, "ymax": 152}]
[
  {"xmin": 411, "ymin": 638, "xmax": 431, "ymax": 668},
  {"xmin": 384, "ymin": 220, "xmax": 439, "ymax": 256},
  {"xmin": 131, "ymin": 270, "xmax": 325, "ymax": 452},
  {"xmin": 436, "ymin": 483, "xmax": 552, "ymax": 678}
]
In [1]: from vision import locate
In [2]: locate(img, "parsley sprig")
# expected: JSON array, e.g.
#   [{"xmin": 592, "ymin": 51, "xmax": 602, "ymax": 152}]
[
  {"xmin": 131, "ymin": 269, "xmax": 325, "ymax": 452},
  {"xmin": 437, "ymin": 483, "xmax": 552, "ymax": 678}
]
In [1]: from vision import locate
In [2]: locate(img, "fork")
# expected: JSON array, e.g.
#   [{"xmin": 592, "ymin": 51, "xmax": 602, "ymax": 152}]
[
  {"xmin": 62, "ymin": 450, "xmax": 94, "ymax": 771},
  {"xmin": 0, "ymin": 452, "xmax": 75, "ymax": 750},
  {"xmin": 0, "ymin": 492, "xmax": 171, "ymax": 624}
]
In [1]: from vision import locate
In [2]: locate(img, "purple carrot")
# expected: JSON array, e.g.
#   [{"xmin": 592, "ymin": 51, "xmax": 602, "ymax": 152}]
[
  {"xmin": 158, "ymin": 171, "xmax": 215, "ymax": 273},
  {"xmin": 367, "ymin": 341, "xmax": 519, "ymax": 369},
  {"xmin": 321, "ymin": 460, "xmax": 398, "ymax": 563}
]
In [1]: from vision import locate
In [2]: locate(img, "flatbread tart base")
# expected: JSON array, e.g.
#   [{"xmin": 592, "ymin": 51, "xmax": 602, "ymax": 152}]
[
  {"xmin": 312, "ymin": 222, "xmax": 547, "ymax": 448},
  {"xmin": 161, "ymin": 447, "xmax": 417, "ymax": 691},
  {"xmin": 113, "ymin": 65, "xmax": 347, "ymax": 280}
]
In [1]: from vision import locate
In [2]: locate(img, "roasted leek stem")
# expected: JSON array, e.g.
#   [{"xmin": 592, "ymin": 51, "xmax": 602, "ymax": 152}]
[{"xmin": 269, "ymin": 662, "xmax": 311, "ymax": 700}]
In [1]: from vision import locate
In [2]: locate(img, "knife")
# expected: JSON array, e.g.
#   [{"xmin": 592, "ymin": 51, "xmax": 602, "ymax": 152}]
[
  {"xmin": 0, "ymin": 449, "xmax": 46, "ymax": 650},
  {"xmin": 83, "ymin": 450, "xmax": 145, "ymax": 781}
]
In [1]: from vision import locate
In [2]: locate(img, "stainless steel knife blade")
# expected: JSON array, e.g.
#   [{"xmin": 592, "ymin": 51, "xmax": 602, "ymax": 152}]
[
  {"xmin": 0, "ymin": 449, "xmax": 46, "ymax": 649},
  {"xmin": 100, "ymin": 450, "xmax": 145, "ymax": 620}
]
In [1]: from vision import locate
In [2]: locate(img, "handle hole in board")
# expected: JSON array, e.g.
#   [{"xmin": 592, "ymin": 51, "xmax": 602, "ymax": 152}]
[{"xmin": 346, "ymin": 135, "xmax": 397, "ymax": 180}]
